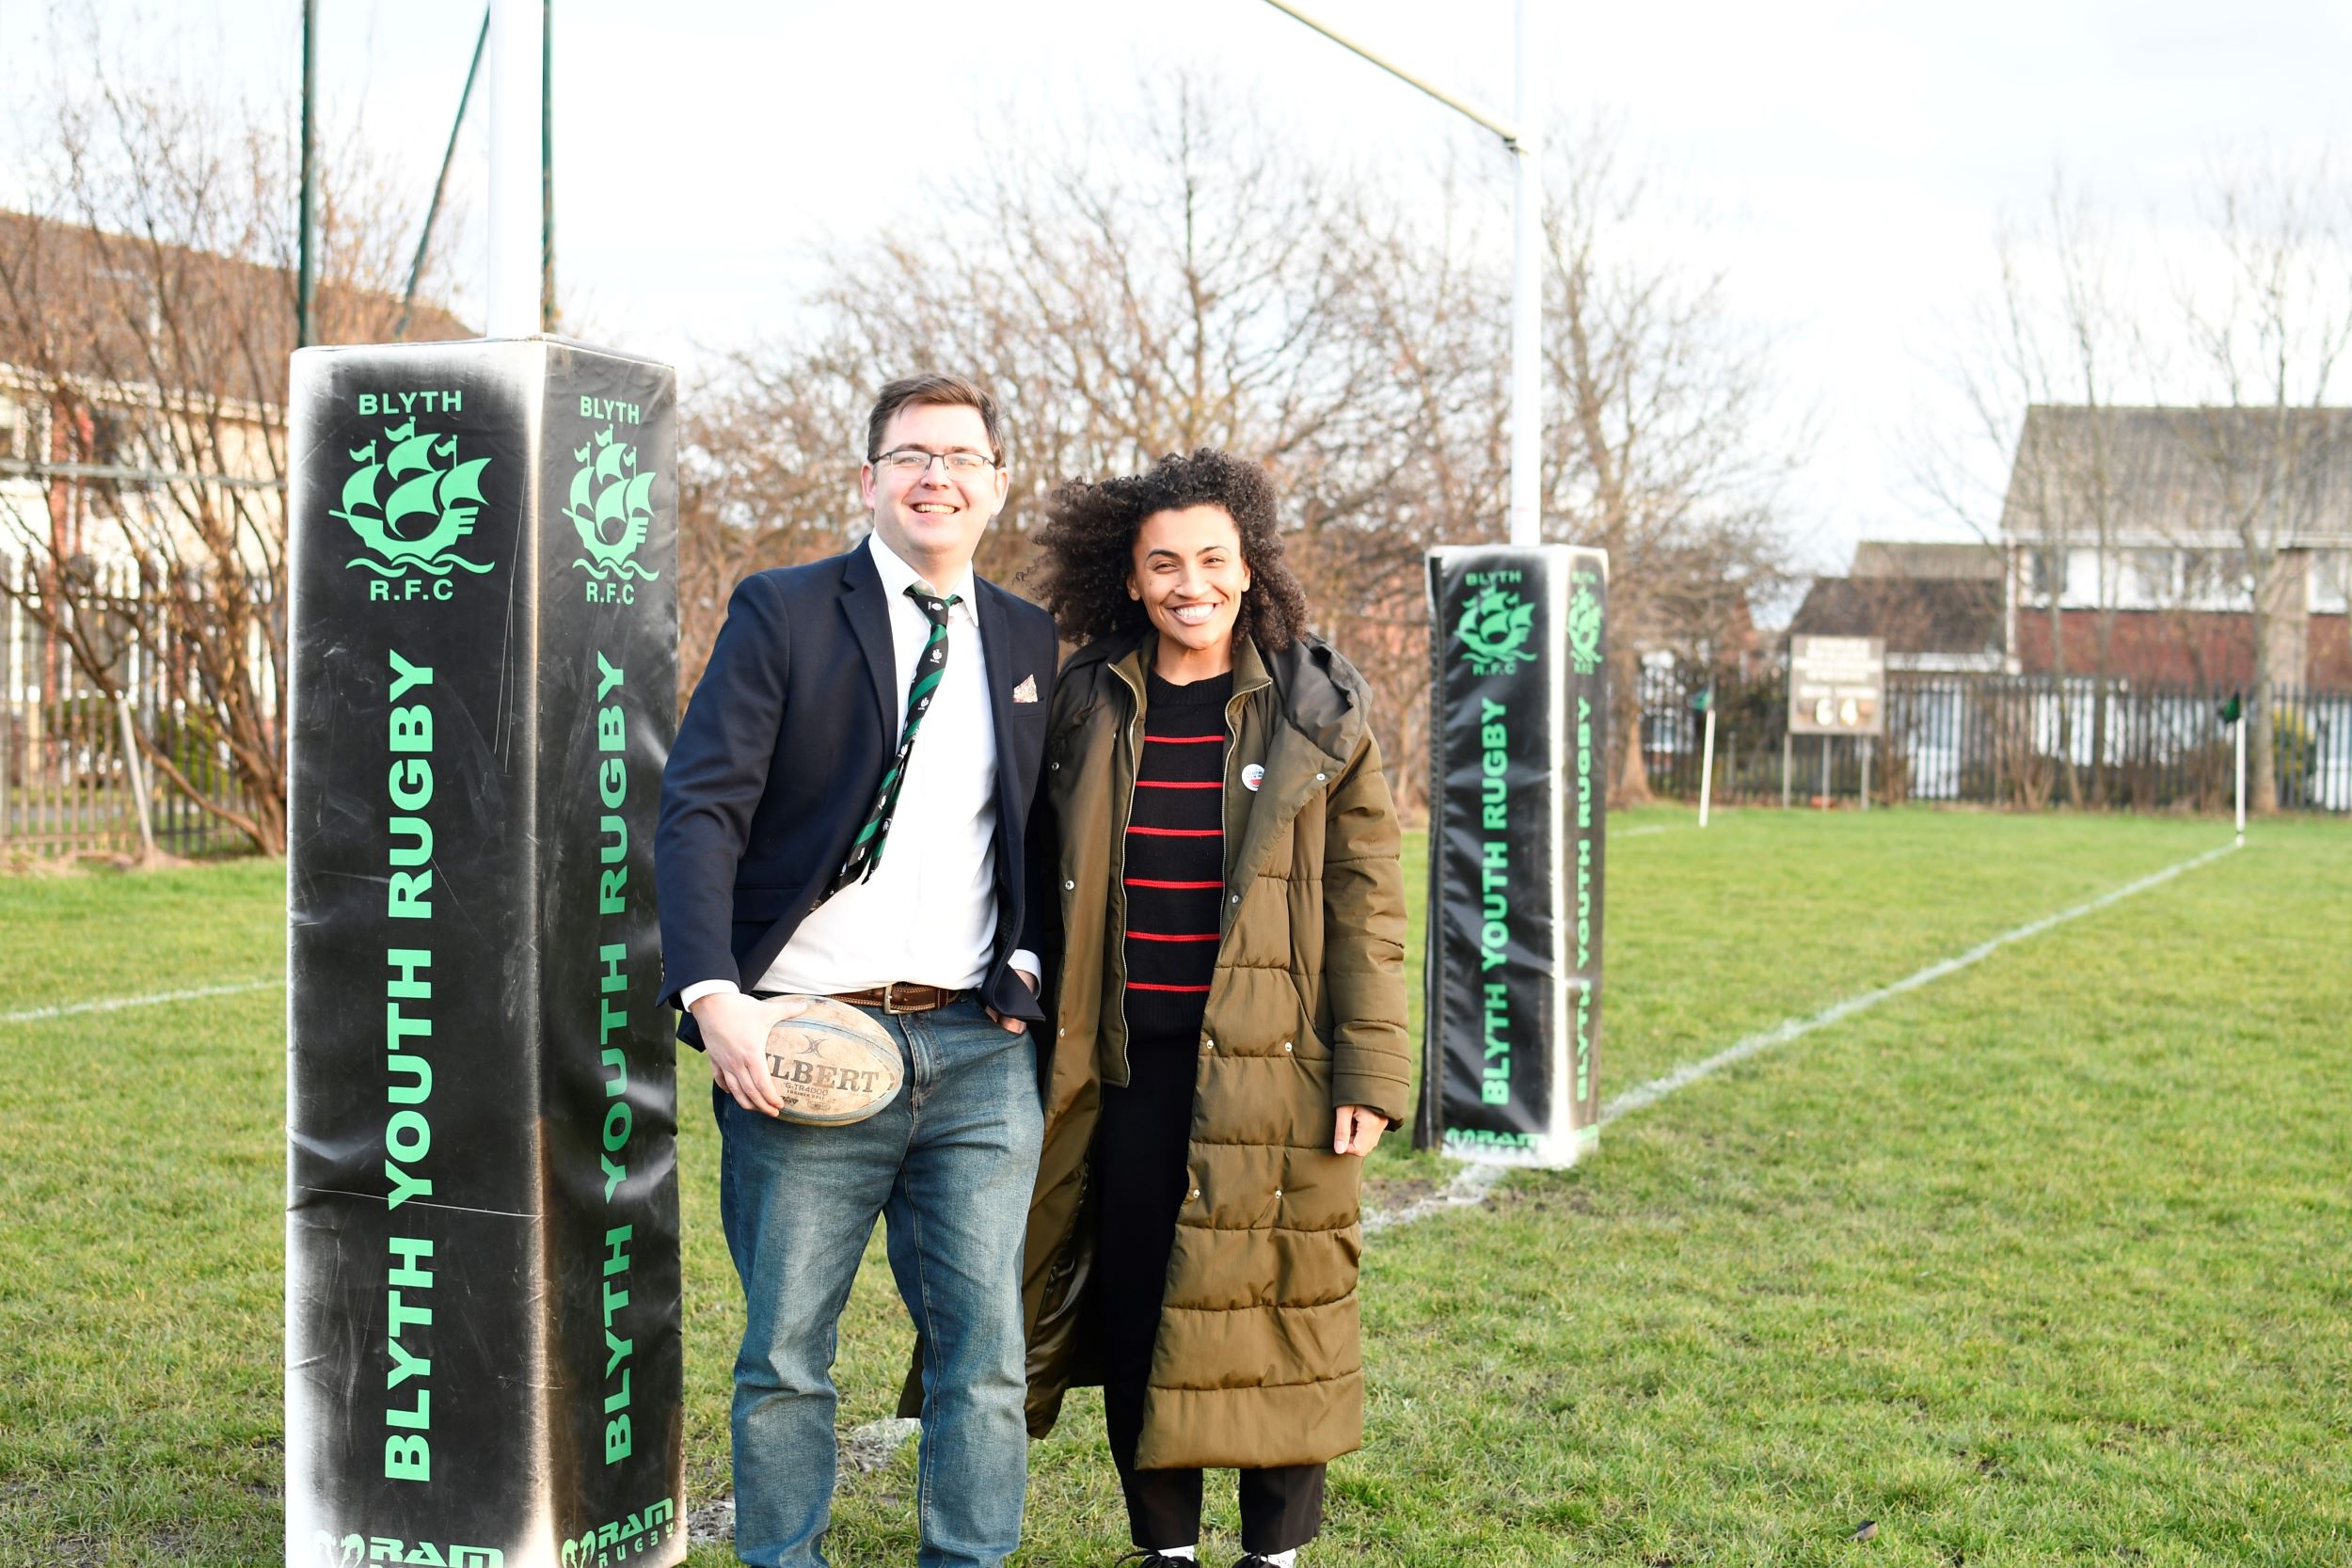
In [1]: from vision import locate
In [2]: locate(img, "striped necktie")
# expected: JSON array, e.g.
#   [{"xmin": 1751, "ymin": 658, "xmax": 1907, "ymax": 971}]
[{"xmin": 822, "ymin": 580, "xmax": 960, "ymax": 901}]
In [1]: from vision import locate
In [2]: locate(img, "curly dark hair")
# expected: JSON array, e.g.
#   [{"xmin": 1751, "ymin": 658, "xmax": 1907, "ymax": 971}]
[{"xmin": 1027, "ymin": 448, "xmax": 1311, "ymax": 651}]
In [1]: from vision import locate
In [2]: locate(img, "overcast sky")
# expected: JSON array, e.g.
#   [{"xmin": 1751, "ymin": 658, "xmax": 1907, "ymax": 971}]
[{"xmin": 12, "ymin": 1, "xmax": 2352, "ymax": 573}]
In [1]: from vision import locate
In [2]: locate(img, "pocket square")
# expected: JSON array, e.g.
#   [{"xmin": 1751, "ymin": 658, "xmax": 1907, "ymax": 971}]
[{"xmin": 1011, "ymin": 674, "xmax": 1040, "ymax": 705}]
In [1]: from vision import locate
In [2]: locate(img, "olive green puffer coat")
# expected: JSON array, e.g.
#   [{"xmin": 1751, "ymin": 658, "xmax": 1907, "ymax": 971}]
[{"xmin": 1021, "ymin": 628, "xmax": 1410, "ymax": 1471}]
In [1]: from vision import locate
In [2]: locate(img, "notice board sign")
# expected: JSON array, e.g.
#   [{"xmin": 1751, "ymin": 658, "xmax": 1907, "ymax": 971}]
[{"xmin": 1788, "ymin": 634, "xmax": 1885, "ymax": 736}]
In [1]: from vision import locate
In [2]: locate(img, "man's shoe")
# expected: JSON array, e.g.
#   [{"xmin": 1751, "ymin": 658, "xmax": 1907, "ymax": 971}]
[
  {"xmin": 1116, "ymin": 1553, "xmax": 1196, "ymax": 1567},
  {"xmin": 1232, "ymin": 1558, "xmax": 1289, "ymax": 1568}
]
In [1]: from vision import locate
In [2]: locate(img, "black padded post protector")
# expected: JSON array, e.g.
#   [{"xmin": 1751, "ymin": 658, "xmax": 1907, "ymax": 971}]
[
  {"xmin": 1417, "ymin": 545, "xmax": 1608, "ymax": 1167},
  {"xmin": 286, "ymin": 338, "xmax": 683, "ymax": 1568}
]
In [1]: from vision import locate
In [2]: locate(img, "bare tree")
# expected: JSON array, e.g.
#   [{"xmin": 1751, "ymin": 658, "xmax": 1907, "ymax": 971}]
[
  {"xmin": 695, "ymin": 78, "xmax": 1476, "ymax": 810},
  {"xmin": 814, "ymin": 78, "xmax": 1422, "ymax": 560},
  {"xmin": 673, "ymin": 346, "xmax": 871, "ymax": 705},
  {"xmin": 2167, "ymin": 154, "xmax": 2352, "ymax": 814},
  {"xmin": 1536, "ymin": 120, "xmax": 1799, "ymax": 803},
  {"xmin": 0, "ymin": 46, "xmax": 464, "ymax": 853},
  {"xmin": 1912, "ymin": 173, "xmax": 2141, "ymax": 806},
  {"xmin": 685, "ymin": 88, "xmax": 1799, "ymax": 816}
]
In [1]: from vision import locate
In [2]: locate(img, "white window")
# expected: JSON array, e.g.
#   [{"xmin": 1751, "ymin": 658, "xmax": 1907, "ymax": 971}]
[
  {"xmin": 2314, "ymin": 550, "xmax": 2351, "ymax": 615},
  {"xmin": 2067, "ymin": 548, "xmax": 2101, "ymax": 608},
  {"xmin": 2027, "ymin": 547, "xmax": 2067, "ymax": 604},
  {"xmin": 2181, "ymin": 548, "xmax": 2247, "ymax": 610},
  {"xmin": 2122, "ymin": 548, "xmax": 2176, "ymax": 608}
]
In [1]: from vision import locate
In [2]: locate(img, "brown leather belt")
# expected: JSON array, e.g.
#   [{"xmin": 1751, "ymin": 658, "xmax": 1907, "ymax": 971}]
[{"xmin": 830, "ymin": 982, "xmax": 964, "ymax": 1015}]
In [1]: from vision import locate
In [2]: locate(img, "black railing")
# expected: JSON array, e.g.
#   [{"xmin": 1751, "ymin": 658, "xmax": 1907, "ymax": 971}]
[
  {"xmin": 3, "ymin": 554, "xmax": 269, "ymax": 858},
  {"xmin": 1640, "ymin": 664, "xmax": 2351, "ymax": 814}
]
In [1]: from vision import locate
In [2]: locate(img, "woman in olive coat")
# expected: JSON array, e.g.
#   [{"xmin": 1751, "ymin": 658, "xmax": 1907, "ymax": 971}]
[{"xmin": 1019, "ymin": 449, "xmax": 1410, "ymax": 1568}]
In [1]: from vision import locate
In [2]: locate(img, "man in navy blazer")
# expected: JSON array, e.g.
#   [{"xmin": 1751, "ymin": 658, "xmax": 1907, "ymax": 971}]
[{"xmin": 657, "ymin": 374, "xmax": 1058, "ymax": 1568}]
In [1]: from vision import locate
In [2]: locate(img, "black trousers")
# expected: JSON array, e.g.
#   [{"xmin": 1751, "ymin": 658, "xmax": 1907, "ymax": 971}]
[{"xmin": 1094, "ymin": 1036, "xmax": 1326, "ymax": 1555}]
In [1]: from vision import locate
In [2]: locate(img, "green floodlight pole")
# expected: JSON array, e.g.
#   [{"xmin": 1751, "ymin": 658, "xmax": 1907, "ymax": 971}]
[
  {"xmin": 541, "ymin": 0, "xmax": 557, "ymax": 332},
  {"xmin": 396, "ymin": 9, "xmax": 490, "ymax": 341},
  {"xmin": 297, "ymin": 0, "xmax": 318, "ymax": 346},
  {"xmin": 1260, "ymin": 0, "xmax": 1543, "ymax": 546}
]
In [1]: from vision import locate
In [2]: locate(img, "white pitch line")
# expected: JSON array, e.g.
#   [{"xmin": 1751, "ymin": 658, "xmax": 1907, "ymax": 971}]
[
  {"xmin": 1598, "ymin": 839, "xmax": 2242, "ymax": 1128},
  {"xmin": 0, "ymin": 976, "xmax": 283, "ymax": 1025},
  {"xmin": 1370, "ymin": 837, "xmax": 2240, "ymax": 1238},
  {"xmin": 1612, "ymin": 824, "xmax": 1676, "ymax": 839}
]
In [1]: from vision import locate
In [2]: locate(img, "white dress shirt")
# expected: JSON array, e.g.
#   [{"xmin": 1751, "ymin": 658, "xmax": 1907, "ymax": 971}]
[{"xmin": 682, "ymin": 533, "xmax": 1038, "ymax": 1007}]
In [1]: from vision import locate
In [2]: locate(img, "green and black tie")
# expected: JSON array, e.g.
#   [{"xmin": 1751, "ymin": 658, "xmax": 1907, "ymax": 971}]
[{"xmin": 822, "ymin": 581, "xmax": 960, "ymax": 901}]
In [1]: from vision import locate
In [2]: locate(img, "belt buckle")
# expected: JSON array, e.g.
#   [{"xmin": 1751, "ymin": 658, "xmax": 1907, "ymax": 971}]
[{"xmin": 882, "ymin": 981, "xmax": 917, "ymax": 1015}]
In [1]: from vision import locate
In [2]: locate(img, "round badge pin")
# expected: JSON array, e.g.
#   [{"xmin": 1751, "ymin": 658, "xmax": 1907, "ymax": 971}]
[{"xmin": 1242, "ymin": 763, "xmax": 1265, "ymax": 791}]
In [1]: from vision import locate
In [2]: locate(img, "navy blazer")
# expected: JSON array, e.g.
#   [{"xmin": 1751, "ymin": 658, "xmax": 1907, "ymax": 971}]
[{"xmin": 656, "ymin": 544, "xmax": 1059, "ymax": 1043}]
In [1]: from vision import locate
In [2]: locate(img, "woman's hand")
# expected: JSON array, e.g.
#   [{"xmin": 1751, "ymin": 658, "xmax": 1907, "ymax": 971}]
[{"xmin": 1333, "ymin": 1104, "xmax": 1386, "ymax": 1158}]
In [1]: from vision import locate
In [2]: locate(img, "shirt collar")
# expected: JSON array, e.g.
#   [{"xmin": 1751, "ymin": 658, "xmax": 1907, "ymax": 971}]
[{"xmin": 866, "ymin": 531, "xmax": 977, "ymax": 609}]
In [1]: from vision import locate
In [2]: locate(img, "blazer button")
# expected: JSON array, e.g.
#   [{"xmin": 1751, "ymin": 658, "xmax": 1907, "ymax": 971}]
[
  {"xmin": 1204, "ymin": 1037, "xmax": 1216, "ymax": 1051},
  {"xmin": 1064, "ymin": 879, "xmax": 1075, "ymax": 890},
  {"xmin": 1273, "ymin": 1188, "xmax": 1283, "ymax": 1199},
  {"xmin": 1280, "ymin": 1040, "xmax": 1293, "ymax": 1053},
  {"xmin": 1230, "ymin": 894, "xmax": 1240, "ymax": 904},
  {"xmin": 1050, "ymin": 760, "xmax": 1060, "ymax": 770},
  {"xmin": 1315, "ymin": 771, "xmax": 1327, "ymax": 782}
]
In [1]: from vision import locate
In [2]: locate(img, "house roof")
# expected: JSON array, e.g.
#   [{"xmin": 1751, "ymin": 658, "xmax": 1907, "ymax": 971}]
[
  {"xmin": 1998, "ymin": 404, "xmax": 2352, "ymax": 547},
  {"xmin": 1788, "ymin": 575, "xmax": 2004, "ymax": 657},
  {"xmin": 1851, "ymin": 539, "xmax": 2001, "ymax": 581},
  {"xmin": 0, "ymin": 210, "xmax": 471, "ymax": 409}
]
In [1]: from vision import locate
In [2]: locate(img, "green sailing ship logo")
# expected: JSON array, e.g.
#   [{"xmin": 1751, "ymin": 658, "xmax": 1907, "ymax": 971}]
[
  {"xmin": 567, "ymin": 425, "xmax": 660, "ymax": 589},
  {"xmin": 335, "ymin": 420, "xmax": 494, "ymax": 582},
  {"xmin": 1566, "ymin": 574, "xmax": 1602, "ymax": 674},
  {"xmin": 1455, "ymin": 581, "xmax": 1535, "ymax": 675}
]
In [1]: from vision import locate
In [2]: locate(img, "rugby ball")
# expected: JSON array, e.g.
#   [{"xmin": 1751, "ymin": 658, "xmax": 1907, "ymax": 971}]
[{"xmin": 757, "ymin": 995, "xmax": 906, "ymax": 1126}]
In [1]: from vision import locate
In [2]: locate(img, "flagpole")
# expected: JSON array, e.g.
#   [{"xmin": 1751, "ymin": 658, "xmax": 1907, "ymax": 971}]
[
  {"xmin": 1697, "ymin": 703, "xmax": 1717, "ymax": 829},
  {"xmin": 2234, "ymin": 707, "xmax": 2247, "ymax": 847}
]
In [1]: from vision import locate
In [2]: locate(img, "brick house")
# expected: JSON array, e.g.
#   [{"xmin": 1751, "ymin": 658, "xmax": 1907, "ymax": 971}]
[{"xmin": 1997, "ymin": 405, "xmax": 2352, "ymax": 689}]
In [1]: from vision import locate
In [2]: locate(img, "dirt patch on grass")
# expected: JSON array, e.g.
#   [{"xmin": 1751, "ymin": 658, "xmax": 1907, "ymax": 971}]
[{"xmin": 1360, "ymin": 1173, "xmax": 1443, "ymax": 1217}]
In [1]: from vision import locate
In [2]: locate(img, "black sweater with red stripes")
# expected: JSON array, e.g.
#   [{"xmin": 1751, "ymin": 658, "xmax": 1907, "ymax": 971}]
[{"xmin": 1120, "ymin": 669, "xmax": 1232, "ymax": 1052}]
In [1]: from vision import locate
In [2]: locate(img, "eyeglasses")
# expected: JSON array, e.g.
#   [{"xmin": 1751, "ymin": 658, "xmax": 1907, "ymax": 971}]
[{"xmin": 872, "ymin": 448, "xmax": 998, "ymax": 477}]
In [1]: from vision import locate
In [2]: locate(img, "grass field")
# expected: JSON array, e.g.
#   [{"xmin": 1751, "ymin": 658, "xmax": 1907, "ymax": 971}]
[{"xmin": 3, "ymin": 807, "xmax": 2348, "ymax": 1566}]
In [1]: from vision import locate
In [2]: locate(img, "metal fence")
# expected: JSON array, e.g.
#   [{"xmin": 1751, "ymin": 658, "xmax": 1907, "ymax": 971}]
[
  {"xmin": 16, "ymin": 572, "xmax": 2347, "ymax": 858},
  {"xmin": 3, "ymin": 555, "xmax": 265, "ymax": 859},
  {"xmin": 1641, "ymin": 662, "xmax": 2352, "ymax": 814}
]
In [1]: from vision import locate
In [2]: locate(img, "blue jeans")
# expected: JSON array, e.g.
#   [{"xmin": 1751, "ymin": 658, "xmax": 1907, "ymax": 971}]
[{"xmin": 716, "ymin": 997, "xmax": 1043, "ymax": 1568}]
